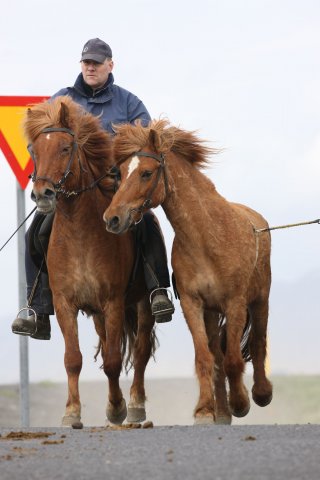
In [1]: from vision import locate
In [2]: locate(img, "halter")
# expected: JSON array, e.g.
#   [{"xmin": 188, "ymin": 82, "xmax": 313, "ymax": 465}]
[
  {"xmin": 29, "ymin": 127, "xmax": 117, "ymax": 197},
  {"xmin": 129, "ymin": 151, "xmax": 169, "ymax": 224}
]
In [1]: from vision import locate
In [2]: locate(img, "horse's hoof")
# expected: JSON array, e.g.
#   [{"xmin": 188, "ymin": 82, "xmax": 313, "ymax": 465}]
[
  {"xmin": 127, "ymin": 406, "xmax": 146, "ymax": 424},
  {"xmin": 231, "ymin": 403, "xmax": 250, "ymax": 418},
  {"xmin": 215, "ymin": 415, "xmax": 232, "ymax": 425},
  {"xmin": 106, "ymin": 398, "xmax": 127, "ymax": 425},
  {"xmin": 194, "ymin": 414, "xmax": 214, "ymax": 425},
  {"xmin": 229, "ymin": 390, "xmax": 250, "ymax": 418},
  {"xmin": 252, "ymin": 391, "xmax": 273, "ymax": 407},
  {"xmin": 61, "ymin": 414, "xmax": 81, "ymax": 427},
  {"xmin": 72, "ymin": 421, "xmax": 83, "ymax": 429}
]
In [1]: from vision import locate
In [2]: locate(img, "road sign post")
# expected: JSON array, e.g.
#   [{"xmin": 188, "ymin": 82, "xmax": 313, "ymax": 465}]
[
  {"xmin": 16, "ymin": 184, "xmax": 29, "ymax": 427},
  {"xmin": 1, "ymin": 97, "xmax": 48, "ymax": 427}
]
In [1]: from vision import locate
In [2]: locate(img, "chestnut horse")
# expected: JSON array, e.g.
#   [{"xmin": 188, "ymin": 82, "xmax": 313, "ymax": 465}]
[
  {"xmin": 23, "ymin": 96, "xmax": 156, "ymax": 426},
  {"xmin": 103, "ymin": 119, "xmax": 273, "ymax": 424}
]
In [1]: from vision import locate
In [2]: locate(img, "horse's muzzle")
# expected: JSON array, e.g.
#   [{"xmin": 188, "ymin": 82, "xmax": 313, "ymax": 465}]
[
  {"xmin": 31, "ymin": 188, "xmax": 57, "ymax": 214},
  {"xmin": 104, "ymin": 213, "xmax": 132, "ymax": 235}
]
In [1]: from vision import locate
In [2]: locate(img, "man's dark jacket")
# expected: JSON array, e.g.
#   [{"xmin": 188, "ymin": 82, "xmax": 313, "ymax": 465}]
[{"xmin": 51, "ymin": 73, "xmax": 151, "ymax": 134}]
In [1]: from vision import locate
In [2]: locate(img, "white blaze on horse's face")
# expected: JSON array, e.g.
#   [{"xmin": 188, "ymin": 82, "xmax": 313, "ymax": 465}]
[
  {"xmin": 46, "ymin": 134, "xmax": 51, "ymax": 140},
  {"xmin": 127, "ymin": 155, "xmax": 140, "ymax": 178}
]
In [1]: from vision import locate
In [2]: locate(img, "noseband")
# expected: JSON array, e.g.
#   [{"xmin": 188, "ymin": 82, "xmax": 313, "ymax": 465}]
[{"xmin": 130, "ymin": 151, "xmax": 168, "ymax": 224}]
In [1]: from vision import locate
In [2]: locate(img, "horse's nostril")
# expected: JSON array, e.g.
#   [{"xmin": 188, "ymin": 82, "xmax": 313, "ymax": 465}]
[
  {"xmin": 109, "ymin": 216, "xmax": 120, "ymax": 229},
  {"xmin": 44, "ymin": 189, "xmax": 56, "ymax": 199}
]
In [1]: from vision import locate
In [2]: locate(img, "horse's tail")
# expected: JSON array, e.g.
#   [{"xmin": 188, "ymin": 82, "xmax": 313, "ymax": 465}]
[
  {"xmin": 122, "ymin": 304, "xmax": 138, "ymax": 373},
  {"xmin": 239, "ymin": 311, "xmax": 252, "ymax": 362},
  {"xmin": 219, "ymin": 311, "xmax": 252, "ymax": 363},
  {"xmin": 93, "ymin": 306, "xmax": 139, "ymax": 371},
  {"xmin": 94, "ymin": 338, "xmax": 102, "ymax": 364},
  {"xmin": 94, "ymin": 305, "xmax": 158, "ymax": 373},
  {"xmin": 122, "ymin": 304, "xmax": 158, "ymax": 374}
]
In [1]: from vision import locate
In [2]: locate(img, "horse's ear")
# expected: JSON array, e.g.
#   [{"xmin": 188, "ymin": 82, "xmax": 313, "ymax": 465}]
[
  {"xmin": 59, "ymin": 102, "xmax": 69, "ymax": 128},
  {"xmin": 149, "ymin": 129, "xmax": 161, "ymax": 152}
]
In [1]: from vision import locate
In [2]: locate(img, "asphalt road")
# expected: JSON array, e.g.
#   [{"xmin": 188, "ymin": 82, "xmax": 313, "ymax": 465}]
[{"xmin": 0, "ymin": 424, "xmax": 319, "ymax": 480}]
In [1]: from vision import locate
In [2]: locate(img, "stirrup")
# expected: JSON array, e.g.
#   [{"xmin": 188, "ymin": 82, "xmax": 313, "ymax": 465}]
[
  {"xmin": 12, "ymin": 307, "xmax": 38, "ymax": 336},
  {"xmin": 150, "ymin": 288, "xmax": 175, "ymax": 323},
  {"xmin": 149, "ymin": 288, "xmax": 174, "ymax": 306}
]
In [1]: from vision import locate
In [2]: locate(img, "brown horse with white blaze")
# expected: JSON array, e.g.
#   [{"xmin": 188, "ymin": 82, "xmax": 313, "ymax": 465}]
[
  {"xmin": 103, "ymin": 119, "xmax": 273, "ymax": 424},
  {"xmin": 23, "ymin": 96, "xmax": 157, "ymax": 426}
]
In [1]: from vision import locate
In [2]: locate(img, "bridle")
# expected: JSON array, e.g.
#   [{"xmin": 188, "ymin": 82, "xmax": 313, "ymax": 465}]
[
  {"xmin": 29, "ymin": 127, "xmax": 78, "ymax": 192},
  {"xmin": 128, "ymin": 151, "xmax": 169, "ymax": 224},
  {"xmin": 29, "ymin": 126, "xmax": 117, "ymax": 197}
]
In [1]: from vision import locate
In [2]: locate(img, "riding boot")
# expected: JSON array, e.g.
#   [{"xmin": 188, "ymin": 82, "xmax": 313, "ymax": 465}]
[
  {"xmin": 150, "ymin": 288, "xmax": 175, "ymax": 323},
  {"xmin": 12, "ymin": 313, "xmax": 51, "ymax": 340},
  {"xmin": 140, "ymin": 211, "xmax": 175, "ymax": 323},
  {"xmin": 11, "ymin": 212, "xmax": 54, "ymax": 340}
]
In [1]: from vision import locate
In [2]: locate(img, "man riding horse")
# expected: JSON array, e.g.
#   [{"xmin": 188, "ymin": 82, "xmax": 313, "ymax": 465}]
[{"xmin": 12, "ymin": 38, "xmax": 175, "ymax": 340}]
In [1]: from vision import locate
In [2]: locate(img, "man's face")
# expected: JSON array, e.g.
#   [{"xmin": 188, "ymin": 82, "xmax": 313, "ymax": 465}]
[{"xmin": 81, "ymin": 59, "xmax": 114, "ymax": 90}]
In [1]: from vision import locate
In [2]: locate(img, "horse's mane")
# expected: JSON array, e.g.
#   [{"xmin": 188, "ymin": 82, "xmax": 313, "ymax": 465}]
[
  {"xmin": 113, "ymin": 119, "xmax": 219, "ymax": 169},
  {"xmin": 23, "ymin": 96, "xmax": 113, "ymax": 167}
]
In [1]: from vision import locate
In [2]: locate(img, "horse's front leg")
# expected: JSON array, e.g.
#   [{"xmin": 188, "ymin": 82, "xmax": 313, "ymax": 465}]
[
  {"xmin": 224, "ymin": 299, "xmax": 250, "ymax": 417},
  {"xmin": 127, "ymin": 297, "xmax": 155, "ymax": 423},
  {"xmin": 204, "ymin": 310, "xmax": 231, "ymax": 425},
  {"xmin": 104, "ymin": 298, "xmax": 127, "ymax": 425},
  {"xmin": 55, "ymin": 302, "xmax": 82, "ymax": 426},
  {"xmin": 180, "ymin": 295, "xmax": 215, "ymax": 425}
]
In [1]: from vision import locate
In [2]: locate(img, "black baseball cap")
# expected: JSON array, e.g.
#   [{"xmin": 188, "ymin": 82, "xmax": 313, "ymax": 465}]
[{"xmin": 81, "ymin": 38, "xmax": 112, "ymax": 63}]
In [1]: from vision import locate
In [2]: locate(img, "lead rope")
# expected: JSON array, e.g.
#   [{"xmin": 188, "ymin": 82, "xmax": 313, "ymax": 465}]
[
  {"xmin": 255, "ymin": 218, "xmax": 320, "ymax": 234},
  {"xmin": 250, "ymin": 217, "xmax": 320, "ymax": 270}
]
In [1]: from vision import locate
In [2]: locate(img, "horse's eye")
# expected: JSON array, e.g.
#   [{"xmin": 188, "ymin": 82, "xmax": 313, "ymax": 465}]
[
  {"xmin": 61, "ymin": 146, "xmax": 71, "ymax": 155},
  {"xmin": 141, "ymin": 170, "xmax": 153, "ymax": 179}
]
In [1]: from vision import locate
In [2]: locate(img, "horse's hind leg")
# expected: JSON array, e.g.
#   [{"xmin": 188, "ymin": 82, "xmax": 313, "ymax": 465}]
[
  {"xmin": 180, "ymin": 296, "xmax": 215, "ymax": 424},
  {"xmin": 249, "ymin": 300, "xmax": 273, "ymax": 407},
  {"xmin": 224, "ymin": 300, "xmax": 250, "ymax": 418},
  {"xmin": 55, "ymin": 304, "xmax": 83, "ymax": 426},
  {"xmin": 127, "ymin": 297, "xmax": 155, "ymax": 423},
  {"xmin": 204, "ymin": 310, "xmax": 231, "ymax": 425}
]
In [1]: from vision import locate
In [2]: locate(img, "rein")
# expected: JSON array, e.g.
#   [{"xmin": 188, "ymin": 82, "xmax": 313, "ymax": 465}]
[
  {"xmin": 0, "ymin": 206, "xmax": 37, "ymax": 252},
  {"xmin": 129, "ymin": 151, "xmax": 168, "ymax": 223},
  {"xmin": 54, "ymin": 171, "xmax": 117, "ymax": 198}
]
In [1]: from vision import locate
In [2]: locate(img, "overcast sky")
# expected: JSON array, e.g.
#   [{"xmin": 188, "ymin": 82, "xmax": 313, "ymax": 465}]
[{"xmin": 1, "ymin": 0, "xmax": 320, "ymax": 385}]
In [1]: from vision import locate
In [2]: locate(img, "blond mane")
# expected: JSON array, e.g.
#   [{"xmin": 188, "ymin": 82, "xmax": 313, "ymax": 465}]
[{"xmin": 113, "ymin": 119, "xmax": 218, "ymax": 169}]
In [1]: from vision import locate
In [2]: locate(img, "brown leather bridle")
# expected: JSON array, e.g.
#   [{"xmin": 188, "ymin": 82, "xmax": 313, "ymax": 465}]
[
  {"xmin": 29, "ymin": 127, "xmax": 117, "ymax": 198},
  {"xmin": 128, "ymin": 151, "xmax": 169, "ymax": 224}
]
